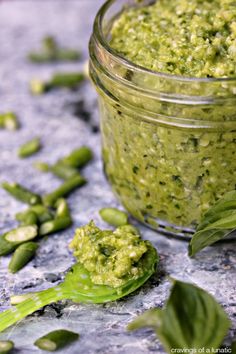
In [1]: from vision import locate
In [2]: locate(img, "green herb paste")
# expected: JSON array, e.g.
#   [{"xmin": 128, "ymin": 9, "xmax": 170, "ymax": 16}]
[
  {"xmin": 95, "ymin": 0, "xmax": 236, "ymax": 232},
  {"xmin": 70, "ymin": 221, "xmax": 151, "ymax": 287},
  {"xmin": 110, "ymin": 0, "xmax": 236, "ymax": 78}
]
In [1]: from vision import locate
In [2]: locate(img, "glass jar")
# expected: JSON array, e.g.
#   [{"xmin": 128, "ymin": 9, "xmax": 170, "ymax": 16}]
[{"xmin": 89, "ymin": 0, "xmax": 236, "ymax": 237}]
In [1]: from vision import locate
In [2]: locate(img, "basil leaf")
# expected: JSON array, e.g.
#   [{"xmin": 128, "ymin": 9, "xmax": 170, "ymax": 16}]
[
  {"xmin": 128, "ymin": 280, "xmax": 230, "ymax": 354},
  {"xmin": 189, "ymin": 190, "xmax": 236, "ymax": 256},
  {"xmin": 189, "ymin": 229, "xmax": 234, "ymax": 257},
  {"xmin": 197, "ymin": 209, "xmax": 236, "ymax": 231}
]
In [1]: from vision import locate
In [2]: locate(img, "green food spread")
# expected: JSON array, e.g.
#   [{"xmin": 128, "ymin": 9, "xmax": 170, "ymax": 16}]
[
  {"xmin": 70, "ymin": 221, "xmax": 151, "ymax": 287},
  {"xmin": 110, "ymin": 0, "xmax": 236, "ymax": 78},
  {"xmin": 93, "ymin": 0, "xmax": 236, "ymax": 233}
]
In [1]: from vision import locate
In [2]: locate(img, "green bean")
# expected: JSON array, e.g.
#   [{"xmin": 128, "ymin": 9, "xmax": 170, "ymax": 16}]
[
  {"xmin": 34, "ymin": 161, "xmax": 50, "ymax": 172},
  {"xmin": 0, "ymin": 112, "xmax": 19, "ymax": 130},
  {"xmin": 43, "ymin": 36, "xmax": 58, "ymax": 53},
  {"xmin": 56, "ymin": 50, "xmax": 80, "ymax": 61},
  {"xmin": 43, "ymin": 174, "xmax": 86, "ymax": 207},
  {"xmin": 39, "ymin": 217, "xmax": 72, "ymax": 236},
  {"xmin": 34, "ymin": 161, "xmax": 79, "ymax": 180},
  {"xmin": 0, "ymin": 340, "xmax": 14, "ymax": 354},
  {"xmin": 28, "ymin": 36, "xmax": 80, "ymax": 63},
  {"xmin": 50, "ymin": 72, "xmax": 84, "ymax": 88},
  {"xmin": 18, "ymin": 137, "xmax": 41, "ymax": 158},
  {"xmin": 50, "ymin": 163, "xmax": 79, "ymax": 180},
  {"xmin": 0, "ymin": 225, "xmax": 38, "ymax": 256},
  {"xmin": 99, "ymin": 208, "xmax": 128, "ymax": 227},
  {"xmin": 30, "ymin": 79, "xmax": 50, "ymax": 95},
  {"xmin": 59, "ymin": 146, "xmax": 93, "ymax": 168},
  {"xmin": 0, "ymin": 236, "xmax": 18, "ymax": 256},
  {"xmin": 4, "ymin": 225, "xmax": 38, "ymax": 243},
  {"xmin": 16, "ymin": 205, "xmax": 54, "ymax": 224},
  {"xmin": 55, "ymin": 199, "xmax": 71, "ymax": 218},
  {"xmin": 8, "ymin": 242, "xmax": 38, "ymax": 273},
  {"xmin": 34, "ymin": 329, "xmax": 79, "ymax": 352},
  {"xmin": 19, "ymin": 211, "xmax": 38, "ymax": 226},
  {"xmin": 2, "ymin": 182, "xmax": 42, "ymax": 205}
]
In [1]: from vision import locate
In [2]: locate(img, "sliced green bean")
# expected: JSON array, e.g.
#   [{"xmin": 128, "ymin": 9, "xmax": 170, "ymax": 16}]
[
  {"xmin": 18, "ymin": 137, "xmax": 41, "ymax": 158},
  {"xmin": 34, "ymin": 329, "xmax": 79, "ymax": 352},
  {"xmin": 2, "ymin": 182, "xmax": 42, "ymax": 205},
  {"xmin": 43, "ymin": 36, "xmax": 57, "ymax": 53},
  {"xmin": 0, "ymin": 236, "xmax": 18, "ymax": 256},
  {"xmin": 56, "ymin": 49, "xmax": 80, "ymax": 61},
  {"xmin": 59, "ymin": 146, "xmax": 93, "ymax": 168},
  {"xmin": 19, "ymin": 211, "xmax": 38, "ymax": 226},
  {"xmin": 99, "ymin": 208, "xmax": 128, "ymax": 227},
  {"xmin": 28, "ymin": 36, "xmax": 80, "ymax": 63},
  {"xmin": 16, "ymin": 205, "xmax": 54, "ymax": 224},
  {"xmin": 39, "ymin": 217, "xmax": 72, "ymax": 236},
  {"xmin": 50, "ymin": 72, "xmax": 84, "ymax": 88},
  {"xmin": 55, "ymin": 199, "xmax": 71, "ymax": 218},
  {"xmin": 0, "ymin": 340, "xmax": 14, "ymax": 354},
  {"xmin": 50, "ymin": 163, "xmax": 79, "ymax": 180},
  {"xmin": 0, "ymin": 112, "xmax": 19, "ymax": 131},
  {"xmin": 34, "ymin": 162, "xmax": 50, "ymax": 172},
  {"xmin": 30, "ymin": 79, "xmax": 50, "ymax": 95},
  {"xmin": 8, "ymin": 242, "xmax": 38, "ymax": 273},
  {"xmin": 43, "ymin": 174, "xmax": 86, "ymax": 207},
  {"xmin": 5, "ymin": 225, "xmax": 38, "ymax": 243},
  {"xmin": 34, "ymin": 161, "xmax": 79, "ymax": 180}
]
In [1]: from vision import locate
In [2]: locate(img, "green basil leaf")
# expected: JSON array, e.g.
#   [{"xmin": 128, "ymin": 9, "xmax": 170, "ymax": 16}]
[
  {"xmin": 206, "ymin": 213, "xmax": 236, "ymax": 229},
  {"xmin": 128, "ymin": 280, "xmax": 231, "ymax": 354},
  {"xmin": 203, "ymin": 191, "xmax": 236, "ymax": 218},
  {"xmin": 197, "ymin": 209, "xmax": 236, "ymax": 231},
  {"xmin": 189, "ymin": 228, "xmax": 234, "ymax": 257},
  {"xmin": 189, "ymin": 190, "xmax": 236, "ymax": 256}
]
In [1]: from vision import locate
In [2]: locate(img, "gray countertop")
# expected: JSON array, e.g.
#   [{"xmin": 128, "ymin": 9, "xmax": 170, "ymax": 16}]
[{"xmin": 0, "ymin": 1, "xmax": 235, "ymax": 353}]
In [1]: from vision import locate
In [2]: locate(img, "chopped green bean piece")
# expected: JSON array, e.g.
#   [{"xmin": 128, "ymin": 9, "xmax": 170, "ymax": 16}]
[
  {"xmin": 34, "ymin": 161, "xmax": 50, "ymax": 172},
  {"xmin": 34, "ymin": 329, "xmax": 79, "ymax": 352},
  {"xmin": 39, "ymin": 217, "xmax": 72, "ymax": 236},
  {"xmin": 8, "ymin": 242, "xmax": 38, "ymax": 273},
  {"xmin": 19, "ymin": 211, "xmax": 38, "ymax": 226},
  {"xmin": 18, "ymin": 137, "xmax": 41, "ymax": 158},
  {"xmin": 2, "ymin": 182, "xmax": 42, "ymax": 205},
  {"xmin": 59, "ymin": 146, "xmax": 93, "ymax": 168},
  {"xmin": 99, "ymin": 208, "xmax": 128, "ymax": 227},
  {"xmin": 0, "ymin": 236, "xmax": 18, "ymax": 256},
  {"xmin": 55, "ymin": 199, "xmax": 71, "ymax": 218},
  {"xmin": 50, "ymin": 162, "xmax": 79, "ymax": 180},
  {"xmin": 43, "ymin": 36, "xmax": 58, "ymax": 53},
  {"xmin": 0, "ymin": 340, "xmax": 14, "ymax": 354},
  {"xmin": 43, "ymin": 174, "xmax": 86, "ymax": 207},
  {"xmin": 5, "ymin": 225, "xmax": 38, "ymax": 243},
  {"xmin": 34, "ymin": 161, "xmax": 79, "ymax": 180},
  {"xmin": 16, "ymin": 205, "xmax": 54, "ymax": 224},
  {"xmin": 0, "ymin": 112, "xmax": 19, "ymax": 131},
  {"xmin": 56, "ymin": 49, "xmax": 80, "ymax": 61},
  {"xmin": 50, "ymin": 72, "xmax": 84, "ymax": 88},
  {"xmin": 28, "ymin": 35, "xmax": 80, "ymax": 63},
  {"xmin": 30, "ymin": 79, "xmax": 50, "ymax": 95}
]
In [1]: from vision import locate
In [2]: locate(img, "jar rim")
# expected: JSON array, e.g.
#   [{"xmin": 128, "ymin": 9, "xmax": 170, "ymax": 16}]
[{"xmin": 94, "ymin": 0, "xmax": 236, "ymax": 84}]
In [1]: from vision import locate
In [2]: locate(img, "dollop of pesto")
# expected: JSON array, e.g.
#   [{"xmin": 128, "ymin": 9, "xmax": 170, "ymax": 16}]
[
  {"xmin": 110, "ymin": 0, "xmax": 236, "ymax": 77},
  {"xmin": 69, "ymin": 221, "xmax": 150, "ymax": 288}
]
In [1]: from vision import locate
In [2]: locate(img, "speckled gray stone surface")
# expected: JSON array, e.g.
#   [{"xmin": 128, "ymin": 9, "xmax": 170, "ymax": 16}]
[{"xmin": 0, "ymin": 1, "xmax": 235, "ymax": 353}]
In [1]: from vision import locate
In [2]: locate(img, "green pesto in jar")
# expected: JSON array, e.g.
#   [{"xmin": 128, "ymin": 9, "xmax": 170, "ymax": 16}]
[
  {"xmin": 93, "ymin": 0, "xmax": 236, "ymax": 233},
  {"xmin": 69, "ymin": 221, "xmax": 152, "ymax": 288},
  {"xmin": 110, "ymin": 0, "xmax": 236, "ymax": 78}
]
